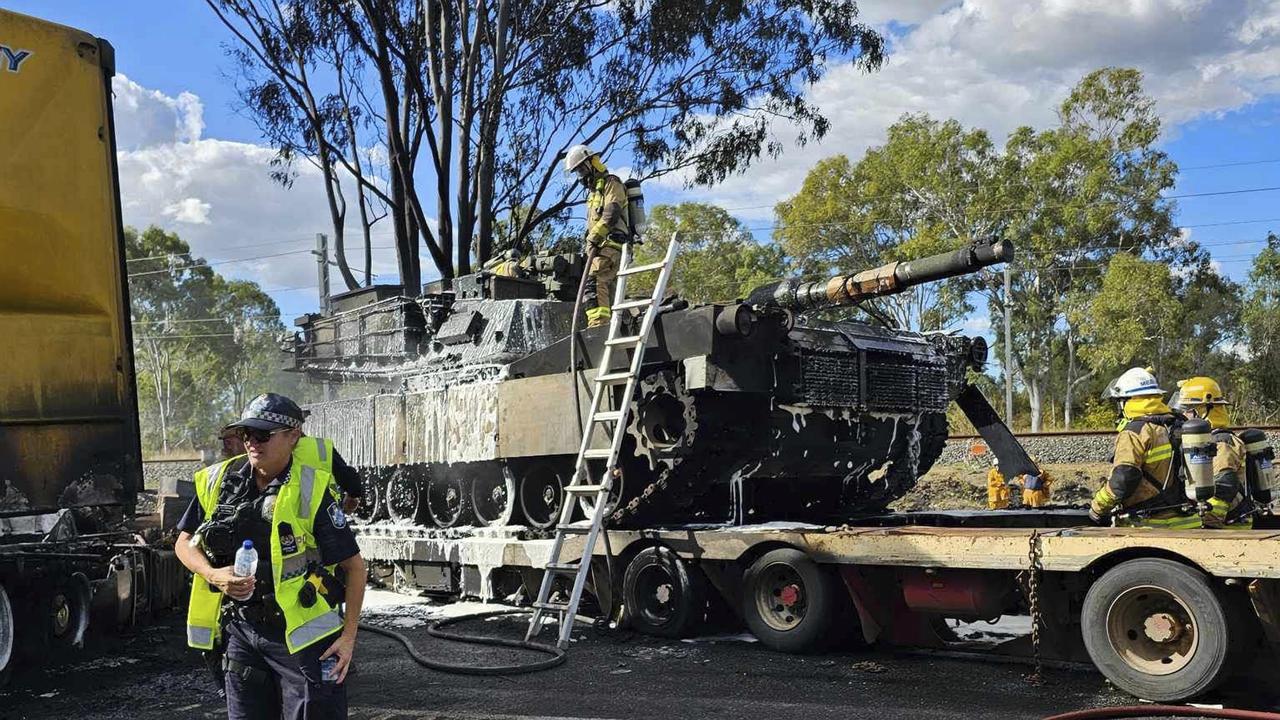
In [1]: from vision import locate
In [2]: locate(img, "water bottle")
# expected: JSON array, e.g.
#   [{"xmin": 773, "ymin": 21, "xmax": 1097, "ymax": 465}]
[{"xmin": 228, "ymin": 540, "xmax": 258, "ymax": 601}]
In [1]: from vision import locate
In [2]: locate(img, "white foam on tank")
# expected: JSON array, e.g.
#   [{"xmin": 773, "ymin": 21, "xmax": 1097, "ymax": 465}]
[{"xmin": 777, "ymin": 404, "xmax": 812, "ymax": 433}]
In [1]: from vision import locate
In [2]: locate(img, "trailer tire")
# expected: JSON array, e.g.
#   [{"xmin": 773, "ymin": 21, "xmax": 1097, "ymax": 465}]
[
  {"xmin": 0, "ymin": 582, "xmax": 13, "ymax": 688},
  {"xmin": 622, "ymin": 547, "xmax": 707, "ymax": 638},
  {"xmin": 742, "ymin": 548, "xmax": 844, "ymax": 653},
  {"xmin": 1081, "ymin": 558, "xmax": 1235, "ymax": 702}
]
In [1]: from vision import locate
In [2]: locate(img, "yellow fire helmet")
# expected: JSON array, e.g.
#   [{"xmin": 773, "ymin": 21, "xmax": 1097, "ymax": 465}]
[
  {"xmin": 1176, "ymin": 376, "xmax": 1230, "ymax": 406},
  {"xmin": 1175, "ymin": 376, "xmax": 1231, "ymax": 428}
]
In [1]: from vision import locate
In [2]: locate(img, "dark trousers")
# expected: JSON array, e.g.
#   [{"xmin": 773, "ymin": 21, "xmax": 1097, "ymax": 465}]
[{"xmin": 224, "ymin": 617, "xmax": 347, "ymax": 720}]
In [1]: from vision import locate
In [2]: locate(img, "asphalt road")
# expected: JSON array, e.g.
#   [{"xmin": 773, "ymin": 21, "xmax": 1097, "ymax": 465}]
[{"xmin": 0, "ymin": 596, "xmax": 1272, "ymax": 720}]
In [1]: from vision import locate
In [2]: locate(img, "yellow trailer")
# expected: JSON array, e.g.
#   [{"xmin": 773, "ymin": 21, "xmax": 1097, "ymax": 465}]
[
  {"xmin": 0, "ymin": 8, "xmax": 141, "ymax": 515},
  {"xmin": 0, "ymin": 10, "xmax": 167, "ymax": 689}
]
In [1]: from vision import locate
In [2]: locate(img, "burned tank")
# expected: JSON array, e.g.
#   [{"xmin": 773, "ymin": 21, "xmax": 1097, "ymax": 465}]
[{"xmin": 286, "ymin": 239, "xmax": 1021, "ymax": 530}]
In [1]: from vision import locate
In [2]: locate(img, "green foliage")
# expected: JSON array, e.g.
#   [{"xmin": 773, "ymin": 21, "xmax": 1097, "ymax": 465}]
[
  {"xmin": 988, "ymin": 68, "xmax": 1179, "ymax": 429},
  {"xmin": 772, "ymin": 114, "xmax": 1002, "ymax": 330},
  {"xmin": 1238, "ymin": 232, "xmax": 1280, "ymax": 421},
  {"xmin": 126, "ymin": 226, "xmax": 295, "ymax": 455},
  {"xmin": 1071, "ymin": 253, "xmax": 1182, "ymax": 374},
  {"xmin": 631, "ymin": 203, "xmax": 786, "ymax": 304}
]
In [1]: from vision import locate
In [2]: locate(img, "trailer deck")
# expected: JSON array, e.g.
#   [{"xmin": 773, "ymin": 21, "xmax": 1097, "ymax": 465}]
[{"xmin": 354, "ymin": 517, "xmax": 1280, "ymax": 581}]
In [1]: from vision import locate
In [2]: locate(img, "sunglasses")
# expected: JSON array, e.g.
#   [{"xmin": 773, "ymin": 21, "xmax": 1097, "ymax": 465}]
[{"xmin": 236, "ymin": 427, "xmax": 291, "ymax": 444}]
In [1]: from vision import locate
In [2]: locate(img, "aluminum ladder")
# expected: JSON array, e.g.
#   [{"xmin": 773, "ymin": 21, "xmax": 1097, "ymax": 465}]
[{"xmin": 525, "ymin": 232, "xmax": 681, "ymax": 649}]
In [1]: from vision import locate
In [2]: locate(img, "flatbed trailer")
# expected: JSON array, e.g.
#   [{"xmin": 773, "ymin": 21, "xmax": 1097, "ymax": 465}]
[{"xmin": 354, "ymin": 513, "xmax": 1280, "ymax": 704}]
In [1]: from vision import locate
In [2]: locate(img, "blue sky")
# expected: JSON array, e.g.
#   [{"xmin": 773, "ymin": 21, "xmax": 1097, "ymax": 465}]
[{"xmin": 12, "ymin": 0, "xmax": 1280, "ymax": 323}]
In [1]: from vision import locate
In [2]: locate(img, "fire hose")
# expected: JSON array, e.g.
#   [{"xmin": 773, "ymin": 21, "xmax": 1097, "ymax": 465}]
[
  {"xmin": 357, "ymin": 610, "xmax": 565, "ymax": 676},
  {"xmin": 1045, "ymin": 706, "xmax": 1280, "ymax": 720}
]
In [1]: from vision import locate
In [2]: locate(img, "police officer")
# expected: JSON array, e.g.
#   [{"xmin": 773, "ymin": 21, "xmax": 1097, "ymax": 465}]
[
  {"xmin": 565, "ymin": 144, "xmax": 630, "ymax": 328},
  {"xmin": 174, "ymin": 393, "xmax": 366, "ymax": 720},
  {"xmin": 1174, "ymin": 376, "xmax": 1252, "ymax": 529},
  {"xmin": 220, "ymin": 425, "xmax": 246, "ymax": 459},
  {"xmin": 1089, "ymin": 367, "xmax": 1194, "ymax": 527}
]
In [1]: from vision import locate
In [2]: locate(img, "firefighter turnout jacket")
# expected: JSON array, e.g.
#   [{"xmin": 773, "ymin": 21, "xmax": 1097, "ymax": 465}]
[
  {"xmin": 1206, "ymin": 429, "xmax": 1252, "ymax": 529},
  {"xmin": 1091, "ymin": 415, "xmax": 1192, "ymax": 526},
  {"xmin": 586, "ymin": 174, "xmax": 630, "ymax": 249}
]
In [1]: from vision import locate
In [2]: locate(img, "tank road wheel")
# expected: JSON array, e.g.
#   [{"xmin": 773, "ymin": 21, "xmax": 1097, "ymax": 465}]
[
  {"xmin": 622, "ymin": 546, "xmax": 707, "ymax": 638},
  {"xmin": 0, "ymin": 582, "xmax": 13, "ymax": 688},
  {"xmin": 426, "ymin": 473, "xmax": 473, "ymax": 528},
  {"xmin": 742, "ymin": 548, "xmax": 846, "ymax": 653},
  {"xmin": 351, "ymin": 468, "xmax": 385, "ymax": 524},
  {"xmin": 518, "ymin": 461, "xmax": 567, "ymax": 531},
  {"xmin": 472, "ymin": 467, "xmax": 518, "ymax": 528},
  {"xmin": 384, "ymin": 470, "xmax": 425, "ymax": 525},
  {"xmin": 1082, "ymin": 558, "xmax": 1236, "ymax": 702},
  {"xmin": 577, "ymin": 460, "xmax": 627, "ymax": 521}
]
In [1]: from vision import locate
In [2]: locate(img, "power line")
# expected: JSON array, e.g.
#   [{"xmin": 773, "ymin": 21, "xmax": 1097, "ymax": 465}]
[
  {"xmin": 1180, "ymin": 158, "xmax": 1280, "ymax": 170},
  {"xmin": 126, "ymin": 249, "xmax": 314, "ymax": 278}
]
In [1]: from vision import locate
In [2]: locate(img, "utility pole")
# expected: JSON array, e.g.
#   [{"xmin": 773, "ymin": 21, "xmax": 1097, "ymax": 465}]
[
  {"xmin": 1003, "ymin": 264, "xmax": 1014, "ymax": 424},
  {"xmin": 313, "ymin": 233, "xmax": 334, "ymax": 402},
  {"xmin": 313, "ymin": 233, "xmax": 331, "ymax": 315}
]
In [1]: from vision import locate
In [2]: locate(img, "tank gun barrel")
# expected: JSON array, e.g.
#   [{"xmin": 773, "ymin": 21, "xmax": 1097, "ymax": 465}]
[{"xmin": 746, "ymin": 239, "xmax": 1014, "ymax": 312}]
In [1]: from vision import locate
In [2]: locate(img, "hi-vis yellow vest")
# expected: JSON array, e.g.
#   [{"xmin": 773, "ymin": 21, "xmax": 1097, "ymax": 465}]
[
  {"xmin": 186, "ymin": 455, "xmax": 343, "ymax": 654},
  {"xmin": 294, "ymin": 436, "xmax": 344, "ymax": 502}
]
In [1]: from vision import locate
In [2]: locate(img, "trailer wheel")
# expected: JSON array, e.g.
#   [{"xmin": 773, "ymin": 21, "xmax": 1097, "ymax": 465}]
[
  {"xmin": 622, "ymin": 546, "xmax": 706, "ymax": 638},
  {"xmin": 48, "ymin": 573, "xmax": 91, "ymax": 650},
  {"xmin": 1082, "ymin": 558, "xmax": 1235, "ymax": 702},
  {"xmin": 742, "ymin": 548, "xmax": 844, "ymax": 653},
  {"xmin": 0, "ymin": 582, "xmax": 13, "ymax": 688}
]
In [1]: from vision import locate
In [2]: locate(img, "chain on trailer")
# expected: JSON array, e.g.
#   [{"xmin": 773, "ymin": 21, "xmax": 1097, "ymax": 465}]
[{"xmin": 1024, "ymin": 530, "xmax": 1046, "ymax": 685}]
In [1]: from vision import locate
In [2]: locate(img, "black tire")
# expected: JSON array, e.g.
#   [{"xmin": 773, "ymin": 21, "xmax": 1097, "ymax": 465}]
[
  {"xmin": 0, "ymin": 581, "xmax": 13, "ymax": 689},
  {"xmin": 741, "ymin": 548, "xmax": 847, "ymax": 653},
  {"xmin": 48, "ymin": 573, "xmax": 91, "ymax": 651},
  {"xmin": 622, "ymin": 546, "xmax": 707, "ymax": 638},
  {"xmin": 1081, "ymin": 558, "xmax": 1236, "ymax": 702}
]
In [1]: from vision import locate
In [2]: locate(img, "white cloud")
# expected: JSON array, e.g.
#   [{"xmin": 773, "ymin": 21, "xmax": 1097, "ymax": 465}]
[
  {"xmin": 162, "ymin": 197, "xmax": 212, "ymax": 225},
  {"xmin": 687, "ymin": 0, "xmax": 1280, "ymax": 221},
  {"xmin": 113, "ymin": 77, "xmax": 403, "ymax": 312},
  {"xmin": 855, "ymin": 0, "xmax": 959, "ymax": 28},
  {"xmin": 113, "ymin": 74, "xmax": 204, "ymax": 150}
]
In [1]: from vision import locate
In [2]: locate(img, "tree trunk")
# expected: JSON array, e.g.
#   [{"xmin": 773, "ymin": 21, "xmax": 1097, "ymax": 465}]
[
  {"xmin": 1065, "ymin": 328, "xmax": 1077, "ymax": 430},
  {"xmin": 1027, "ymin": 375, "xmax": 1043, "ymax": 433}
]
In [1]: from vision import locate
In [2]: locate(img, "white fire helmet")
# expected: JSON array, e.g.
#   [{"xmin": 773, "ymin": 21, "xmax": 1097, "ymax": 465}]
[
  {"xmin": 564, "ymin": 144, "xmax": 595, "ymax": 174},
  {"xmin": 1107, "ymin": 367, "xmax": 1165, "ymax": 399}
]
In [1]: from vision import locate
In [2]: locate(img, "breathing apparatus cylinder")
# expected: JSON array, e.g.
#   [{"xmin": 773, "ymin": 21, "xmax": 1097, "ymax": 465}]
[
  {"xmin": 624, "ymin": 178, "xmax": 646, "ymax": 238},
  {"xmin": 1181, "ymin": 418, "xmax": 1217, "ymax": 505},
  {"xmin": 1240, "ymin": 428, "xmax": 1276, "ymax": 508}
]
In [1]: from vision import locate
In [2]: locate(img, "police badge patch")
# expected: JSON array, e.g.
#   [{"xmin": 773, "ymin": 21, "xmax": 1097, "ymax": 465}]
[
  {"xmin": 278, "ymin": 522, "xmax": 298, "ymax": 555},
  {"xmin": 328, "ymin": 503, "xmax": 348, "ymax": 529}
]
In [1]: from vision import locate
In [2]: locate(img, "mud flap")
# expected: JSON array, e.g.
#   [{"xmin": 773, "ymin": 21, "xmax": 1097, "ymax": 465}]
[{"xmin": 955, "ymin": 384, "xmax": 1038, "ymax": 478}]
